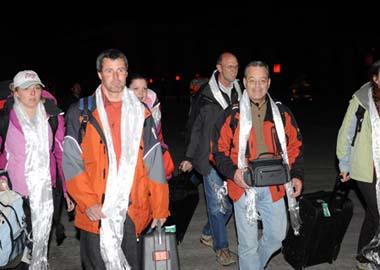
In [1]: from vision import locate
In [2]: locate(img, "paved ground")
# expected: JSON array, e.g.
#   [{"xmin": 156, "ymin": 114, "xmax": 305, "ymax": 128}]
[{"xmin": 48, "ymin": 97, "xmax": 364, "ymax": 269}]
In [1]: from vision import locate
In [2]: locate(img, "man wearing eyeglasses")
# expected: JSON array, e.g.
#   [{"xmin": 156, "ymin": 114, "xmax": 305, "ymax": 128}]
[{"xmin": 180, "ymin": 52, "xmax": 242, "ymax": 266}]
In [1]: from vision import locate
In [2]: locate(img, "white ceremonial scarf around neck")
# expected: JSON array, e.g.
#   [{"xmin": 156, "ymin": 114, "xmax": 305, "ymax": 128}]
[
  {"xmin": 13, "ymin": 99, "xmax": 53, "ymax": 270},
  {"xmin": 96, "ymin": 86, "xmax": 145, "ymax": 270},
  {"xmin": 238, "ymin": 91, "xmax": 301, "ymax": 234},
  {"xmin": 208, "ymin": 70, "xmax": 242, "ymax": 109},
  {"xmin": 368, "ymin": 88, "xmax": 380, "ymax": 216},
  {"xmin": 147, "ymin": 89, "xmax": 161, "ymax": 127}
]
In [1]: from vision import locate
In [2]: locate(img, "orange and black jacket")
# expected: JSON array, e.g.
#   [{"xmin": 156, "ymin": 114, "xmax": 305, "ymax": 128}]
[
  {"xmin": 62, "ymin": 95, "xmax": 169, "ymax": 235},
  {"xmin": 211, "ymin": 99, "xmax": 304, "ymax": 202}
]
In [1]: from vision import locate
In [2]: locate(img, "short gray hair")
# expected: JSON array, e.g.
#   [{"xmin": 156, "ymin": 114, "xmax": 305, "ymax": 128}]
[{"xmin": 244, "ymin": 61, "xmax": 270, "ymax": 78}]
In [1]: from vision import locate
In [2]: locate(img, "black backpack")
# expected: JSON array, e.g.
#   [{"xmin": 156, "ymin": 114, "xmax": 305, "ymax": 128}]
[{"xmin": 0, "ymin": 98, "xmax": 58, "ymax": 154}]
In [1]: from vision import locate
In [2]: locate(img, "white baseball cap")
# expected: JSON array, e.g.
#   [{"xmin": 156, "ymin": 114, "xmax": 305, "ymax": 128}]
[{"xmin": 13, "ymin": 70, "xmax": 45, "ymax": 89}]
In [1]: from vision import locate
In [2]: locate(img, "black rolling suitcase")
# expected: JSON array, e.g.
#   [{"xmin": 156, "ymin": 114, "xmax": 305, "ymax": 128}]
[
  {"xmin": 282, "ymin": 179, "xmax": 353, "ymax": 269},
  {"xmin": 166, "ymin": 172, "xmax": 199, "ymax": 244}
]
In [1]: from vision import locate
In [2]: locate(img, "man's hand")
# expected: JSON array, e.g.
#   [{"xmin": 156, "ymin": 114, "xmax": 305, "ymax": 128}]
[
  {"xmin": 65, "ymin": 196, "xmax": 75, "ymax": 212},
  {"xmin": 339, "ymin": 172, "xmax": 351, "ymax": 182},
  {"xmin": 85, "ymin": 204, "xmax": 106, "ymax": 221},
  {"xmin": 179, "ymin": 160, "xmax": 193, "ymax": 172},
  {"xmin": 234, "ymin": 168, "xmax": 250, "ymax": 189},
  {"xmin": 0, "ymin": 177, "xmax": 9, "ymax": 191},
  {"xmin": 151, "ymin": 218, "xmax": 167, "ymax": 228},
  {"xmin": 291, "ymin": 178, "xmax": 303, "ymax": 198}
]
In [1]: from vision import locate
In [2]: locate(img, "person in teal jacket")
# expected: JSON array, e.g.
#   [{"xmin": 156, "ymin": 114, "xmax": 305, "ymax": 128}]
[{"xmin": 337, "ymin": 59, "xmax": 380, "ymax": 270}]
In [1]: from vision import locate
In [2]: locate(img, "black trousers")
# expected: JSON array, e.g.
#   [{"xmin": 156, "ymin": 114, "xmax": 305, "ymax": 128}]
[
  {"xmin": 80, "ymin": 214, "xmax": 141, "ymax": 270},
  {"xmin": 357, "ymin": 177, "xmax": 380, "ymax": 254},
  {"xmin": 52, "ymin": 177, "xmax": 65, "ymax": 237}
]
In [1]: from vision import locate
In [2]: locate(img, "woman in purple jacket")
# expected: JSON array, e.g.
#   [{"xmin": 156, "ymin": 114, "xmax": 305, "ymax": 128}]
[{"xmin": 0, "ymin": 70, "xmax": 74, "ymax": 270}]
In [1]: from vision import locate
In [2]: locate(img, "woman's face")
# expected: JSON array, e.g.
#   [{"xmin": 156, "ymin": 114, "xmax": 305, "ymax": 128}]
[
  {"xmin": 374, "ymin": 73, "xmax": 380, "ymax": 88},
  {"xmin": 129, "ymin": 79, "xmax": 148, "ymax": 102},
  {"xmin": 15, "ymin": 84, "xmax": 42, "ymax": 109}
]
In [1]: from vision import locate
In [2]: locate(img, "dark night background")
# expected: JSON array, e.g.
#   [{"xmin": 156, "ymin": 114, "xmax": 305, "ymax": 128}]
[{"xmin": 0, "ymin": 7, "xmax": 379, "ymax": 108}]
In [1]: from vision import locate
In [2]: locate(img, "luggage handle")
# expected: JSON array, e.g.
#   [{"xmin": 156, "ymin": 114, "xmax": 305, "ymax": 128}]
[
  {"xmin": 157, "ymin": 221, "xmax": 163, "ymax": 245},
  {"xmin": 145, "ymin": 221, "xmax": 164, "ymax": 245},
  {"xmin": 328, "ymin": 175, "xmax": 350, "ymax": 209}
]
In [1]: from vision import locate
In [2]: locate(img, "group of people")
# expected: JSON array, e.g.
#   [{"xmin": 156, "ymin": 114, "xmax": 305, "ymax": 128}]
[
  {"xmin": 180, "ymin": 53, "xmax": 380, "ymax": 270},
  {"xmin": 181, "ymin": 53, "xmax": 303, "ymax": 270},
  {"xmin": 0, "ymin": 47, "xmax": 379, "ymax": 270},
  {"xmin": 0, "ymin": 49, "xmax": 170, "ymax": 270}
]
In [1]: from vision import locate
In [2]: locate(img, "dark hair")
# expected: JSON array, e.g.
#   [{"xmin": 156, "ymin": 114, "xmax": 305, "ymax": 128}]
[
  {"xmin": 244, "ymin": 61, "xmax": 270, "ymax": 78},
  {"xmin": 96, "ymin": 49, "xmax": 128, "ymax": 72},
  {"xmin": 127, "ymin": 73, "xmax": 148, "ymax": 87},
  {"xmin": 369, "ymin": 60, "xmax": 380, "ymax": 88}
]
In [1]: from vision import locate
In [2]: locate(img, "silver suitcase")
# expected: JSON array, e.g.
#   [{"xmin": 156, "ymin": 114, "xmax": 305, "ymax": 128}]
[{"xmin": 142, "ymin": 224, "xmax": 180, "ymax": 270}]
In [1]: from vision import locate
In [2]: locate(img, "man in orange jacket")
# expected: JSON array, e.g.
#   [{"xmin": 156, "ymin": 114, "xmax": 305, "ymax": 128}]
[
  {"xmin": 63, "ymin": 49, "xmax": 169, "ymax": 270},
  {"xmin": 212, "ymin": 61, "xmax": 303, "ymax": 270}
]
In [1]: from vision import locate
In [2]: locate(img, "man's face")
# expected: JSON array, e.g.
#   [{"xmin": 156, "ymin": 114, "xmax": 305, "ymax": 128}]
[
  {"xmin": 97, "ymin": 58, "xmax": 128, "ymax": 94},
  {"xmin": 244, "ymin": 66, "xmax": 271, "ymax": 103},
  {"xmin": 71, "ymin": 83, "xmax": 82, "ymax": 96},
  {"xmin": 217, "ymin": 55, "xmax": 239, "ymax": 84}
]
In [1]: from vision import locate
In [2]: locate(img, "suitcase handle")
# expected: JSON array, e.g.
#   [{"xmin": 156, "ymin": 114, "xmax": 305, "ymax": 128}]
[
  {"xmin": 145, "ymin": 221, "xmax": 164, "ymax": 245},
  {"xmin": 329, "ymin": 175, "xmax": 350, "ymax": 209},
  {"xmin": 157, "ymin": 221, "xmax": 163, "ymax": 245}
]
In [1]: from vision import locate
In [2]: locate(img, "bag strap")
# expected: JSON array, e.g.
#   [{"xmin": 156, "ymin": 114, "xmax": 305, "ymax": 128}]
[
  {"xmin": 77, "ymin": 96, "xmax": 107, "ymax": 147},
  {"xmin": 48, "ymin": 115, "xmax": 59, "ymax": 150},
  {"xmin": 256, "ymin": 152, "xmax": 278, "ymax": 158},
  {"xmin": 0, "ymin": 108, "xmax": 10, "ymax": 154},
  {"xmin": 0, "ymin": 200, "xmax": 23, "ymax": 230},
  {"xmin": 351, "ymin": 104, "xmax": 365, "ymax": 147}
]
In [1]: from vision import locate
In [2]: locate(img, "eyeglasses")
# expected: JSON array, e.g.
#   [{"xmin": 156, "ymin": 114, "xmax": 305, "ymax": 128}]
[
  {"xmin": 223, "ymin": 65, "xmax": 239, "ymax": 71},
  {"xmin": 247, "ymin": 79, "xmax": 269, "ymax": 86}
]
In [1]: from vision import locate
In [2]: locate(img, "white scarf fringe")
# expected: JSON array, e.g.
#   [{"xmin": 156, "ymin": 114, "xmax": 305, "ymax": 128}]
[
  {"xmin": 270, "ymin": 96, "xmax": 301, "ymax": 235},
  {"xmin": 147, "ymin": 89, "xmax": 161, "ymax": 128},
  {"xmin": 238, "ymin": 91, "xmax": 260, "ymax": 222},
  {"xmin": 96, "ymin": 86, "xmax": 145, "ymax": 270},
  {"xmin": 14, "ymin": 99, "xmax": 53, "ymax": 269}
]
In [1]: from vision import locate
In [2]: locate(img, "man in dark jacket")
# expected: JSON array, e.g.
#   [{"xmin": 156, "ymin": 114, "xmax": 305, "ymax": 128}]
[{"xmin": 179, "ymin": 52, "xmax": 241, "ymax": 266}]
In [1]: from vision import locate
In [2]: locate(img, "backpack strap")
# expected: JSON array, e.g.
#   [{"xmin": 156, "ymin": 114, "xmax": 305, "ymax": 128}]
[
  {"xmin": 351, "ymin": 104, "xmax": 365, "ymax": 147},
  {"xmin": 48, "ymin": 115, "xmax": 59, "ymax": 150},
  {"xmin": 0, "ymin": 109, "xmax": 10, "ymax": 154},
  {"xmin": 233, "ymin": 101, "xmax": 287, "ymax": 159},
  {"xmin": 229, "ymin": 104, "xmax": 239, "ymax": 135},
  {"xmin": 229, "ymin": 104, "xmax": 249, "ymax": 157},
  {"xmin": 77, "ymin": 96, "xmax": 108, "ymax": 153},
  {"xmin": 78, "ymin": 96, "xmax": 91, "ymax": 145}
]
